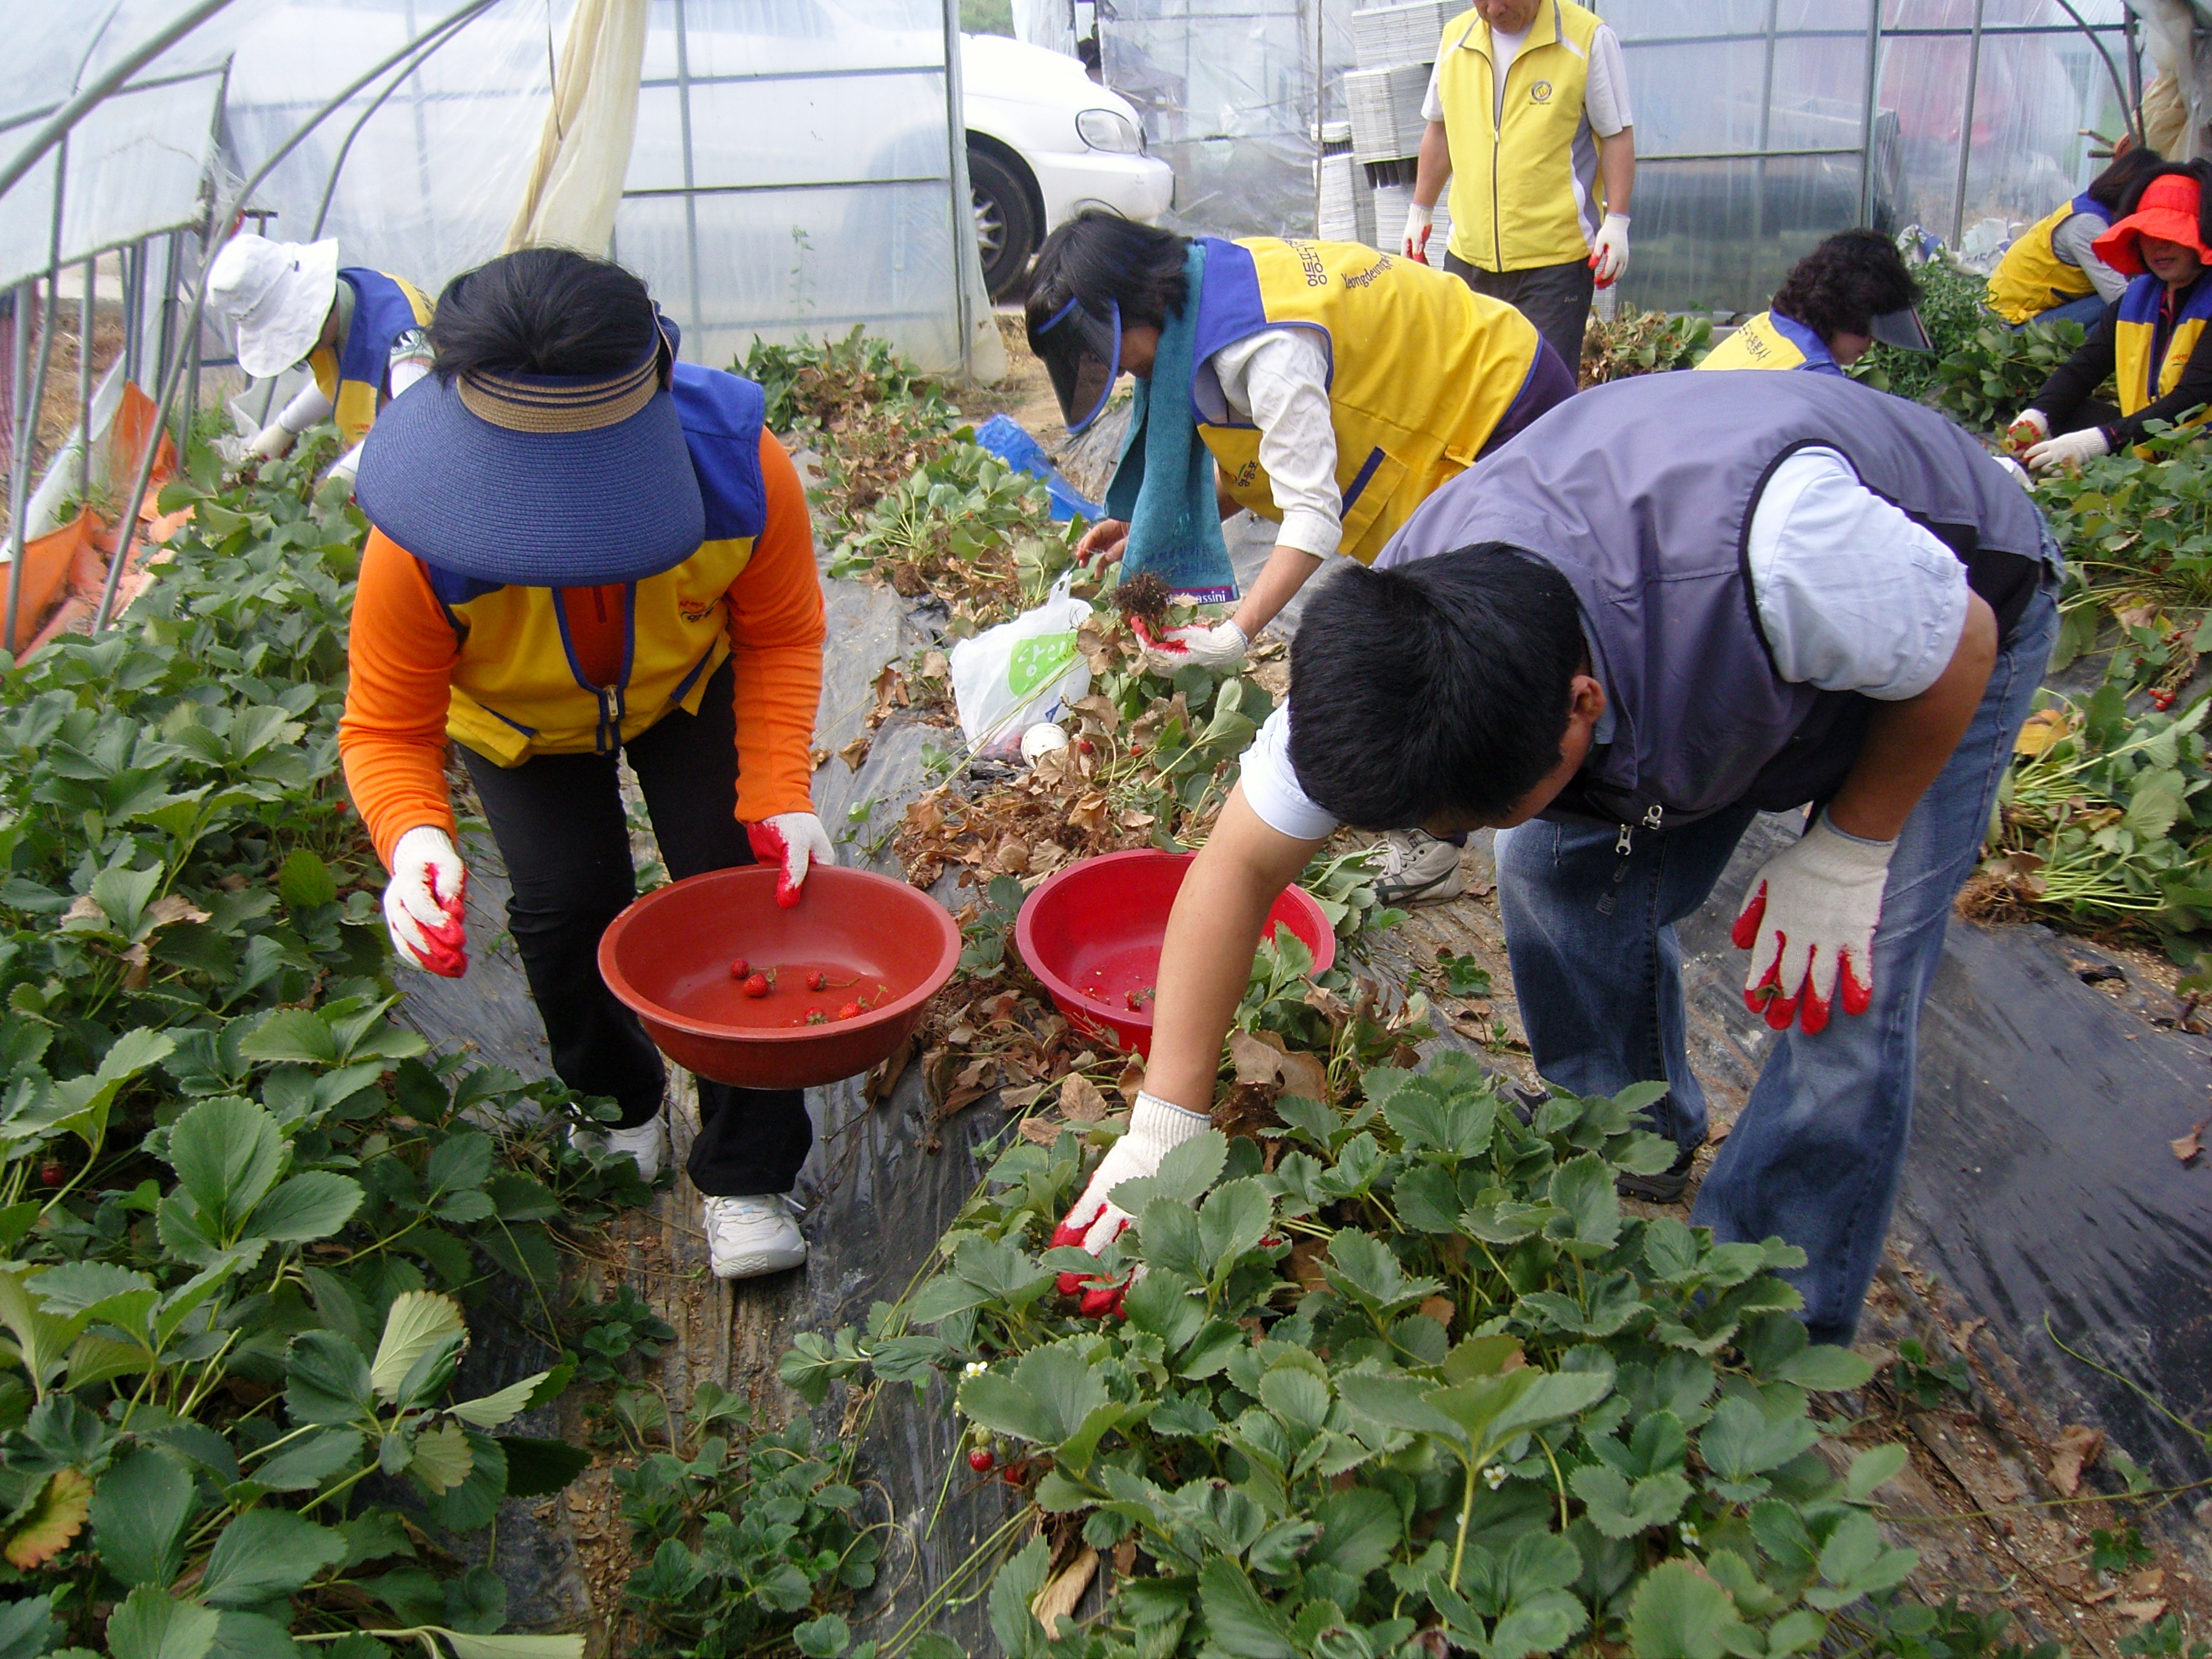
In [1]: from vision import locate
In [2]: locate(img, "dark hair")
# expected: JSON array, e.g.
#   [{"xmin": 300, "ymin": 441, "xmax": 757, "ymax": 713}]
[
  {"xmin": 1770, "ymin": 229, "xmax": 1918, "ymax": 344},
  {"xmin": 1286, "ymin": 548, "xmax": 1584, "ymax": 829},
  {"xmin": 1024, "ymin": 210, "xmax": 1191, "ymax": 346},
  {"xmin": 2116, "ymin": 157, "xmax": 2212, "ymax": 245},
  {"xmin": 431, "ymin": 247, "xmax": 659, "ymax": 381},
  {"xmin": 2083, "ymin": 144, "xmax": 2166, "ymax": 213}
]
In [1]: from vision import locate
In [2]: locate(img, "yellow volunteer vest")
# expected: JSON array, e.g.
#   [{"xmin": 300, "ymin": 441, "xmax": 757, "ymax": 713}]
[
  {"xmin": 1191, "ymin": 237, "xmax": 1541, "ymax": 565},
  {"xmin": 1694, "ymin": 310, "xmax": 1842, "ymax": 375},
  {"xmin": 438, "ymin": 535, "xmax": 758, "ymax": 765},
  {"xmin": 2113, "ymin": 271, "xmax": 2212, "ymax": 423},
  {"xmin": 308, "ymin": 271, "xmax": 435, "ymax": 447},
  {"xmin": 1985, "ymin": 196, "xmax": 2103, "ymax": 325},
  {"xmin": 1435, "ymin": 0, "xmax": 1603, "ymax": 272}
]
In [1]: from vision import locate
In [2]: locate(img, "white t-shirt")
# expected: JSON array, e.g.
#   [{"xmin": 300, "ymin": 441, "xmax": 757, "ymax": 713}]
[
  {"xmin": 1198, "ymin": 326, "xmax": 1342, "ymax": 558},
  {"xmin": 1238, "ymin": 446, "xmax": 1987, "ymax": 841},
  {"xmin": 1421, "ymin": 16, "xmax": 1633, "ymax": 136}
]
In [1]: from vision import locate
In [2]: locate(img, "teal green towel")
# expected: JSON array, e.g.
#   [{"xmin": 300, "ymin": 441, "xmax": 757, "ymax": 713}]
[{"xmin": 1102, "ymin": 243, "xmax": 1238, "ymax": 603}]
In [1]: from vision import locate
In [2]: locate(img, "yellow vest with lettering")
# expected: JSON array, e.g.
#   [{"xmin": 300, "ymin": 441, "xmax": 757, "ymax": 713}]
[
  {"xmin": 308, "ymin": 270, "xmax": 435, "ymax": 448},
  {"xmin": 1435, "ymin": 0, "xmax": 1603, "ymax": 272},
  {"xmin": 1985, "ymin": 195, "xmax": 2105, "ymax": 325},
  {"xmin": 1190, "ymin": 236, "xmax": 1541, "ymax": 565},
  {"xmin": 1694, "ymin": 310, "xmax": 1843, "ymax": 376}
]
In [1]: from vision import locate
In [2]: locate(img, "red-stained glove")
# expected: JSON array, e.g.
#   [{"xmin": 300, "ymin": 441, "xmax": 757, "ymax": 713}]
[
  {"xmin": 1731, "ymin": 811, "xmax": 1894, "ymax": 1034},
  {"xmin": 1403, "ymin": 204, "xmax": 1433, "ymax": 266},
  {"xmin": 1050, "ymin": 1091, "xmax": 1210, "ymax": 1317},
  {"xmin": 383, "ymin": 825, "xmax": 468, "ymax": 979},
  {"xmin": 745, "ymin": 811, "xmax": 835, "ymax": 908}
]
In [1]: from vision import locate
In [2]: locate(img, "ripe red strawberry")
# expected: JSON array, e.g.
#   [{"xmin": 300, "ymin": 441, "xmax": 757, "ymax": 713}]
[
  {"xmin": 837, "ymin": 1002, "xmax": 863, "ymax": 1021},
  {"xmin": 806, "ymin": 970, "xmax": 827, "ymax": 991},
  {"xmin": 743, "ymin": 973, "xmax": 772, "ymax": 998},
  {"xmin": 728, "ymin": 957, "xmax": 749, "ymax": 979},
  {"xmin": 968, "ymin": 1447, "xmax": 995, "ymax": 1472}
]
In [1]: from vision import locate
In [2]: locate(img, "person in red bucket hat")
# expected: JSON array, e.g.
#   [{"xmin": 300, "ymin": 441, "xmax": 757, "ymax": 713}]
[{"xmin": 2010, "ymin": 159, "xmax": 2212, "ymax": 471}]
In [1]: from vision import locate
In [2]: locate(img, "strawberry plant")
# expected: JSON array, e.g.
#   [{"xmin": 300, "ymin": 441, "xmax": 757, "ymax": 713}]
[{"xmin": 782, "ymin": 1056, "xmax": 1928, "ymax": 1657}]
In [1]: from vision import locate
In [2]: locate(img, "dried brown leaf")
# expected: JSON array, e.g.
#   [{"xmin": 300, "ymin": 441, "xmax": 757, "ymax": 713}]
[
  {"xmin": 1115, "ymin": 1054, "xmax": 1147, "ymax": 1101},
  {"xmin": 61, "ymin": 895, "xmax": 104, "ymax": 927},
  {"xmin": 144, "ymin": 894, "xmax": 212, "ymax": 929},
  {"xmin": 1032, "ymin": 1545, "xmax": 1098, "ymax": 1634},
  {"xmin": 1227, "ymin": 1030, "xmax": 1287, "ymax": 1088},
  {"xmin": 1017, "ymin": 1115, "xmax": 1065, "ymax": 1146},
  {"xmin": 2049, "ymin": 1424, "xmax": 2103, "ymax": 1496},
  {"xmin": 2172, "ymin": 1118, "xmax": 2207, "ymax": 1163},
  {"xmin": 1416, "ymin": 1295, "xmax": 1456, "ymax": 1329},
  {"xmin": 2117, "ymin": 1601, "xmax": 2170, "ymax": 1624},
  {"xmin": 1060, "ymin": 1072, "xmax": 1110, "ymax": 1123},
  {"xmin": 839, "ymin": 735, "xmax": 874, "ymax": 771}
]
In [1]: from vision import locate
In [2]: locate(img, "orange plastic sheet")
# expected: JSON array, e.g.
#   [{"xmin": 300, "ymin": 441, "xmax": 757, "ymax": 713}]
[{"xmin": 7, "ymin": 383, "xmax": 190, "ymax": 656}]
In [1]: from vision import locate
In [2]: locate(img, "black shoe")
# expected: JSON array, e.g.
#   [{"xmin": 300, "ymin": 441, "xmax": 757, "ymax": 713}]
[{"xmin": 1617, "ymin": 1144, "xmax": 1697, "ymax": 1203}]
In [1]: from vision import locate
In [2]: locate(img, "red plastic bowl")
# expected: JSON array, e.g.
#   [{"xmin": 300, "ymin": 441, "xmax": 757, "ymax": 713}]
[
  {"xmin": 598, "ymin": 866, "xmax": 960, "ymax": 1090},
  {"xmin": 1014, "ymin": 849, "xmax": 1336, "ymax": 1057}
]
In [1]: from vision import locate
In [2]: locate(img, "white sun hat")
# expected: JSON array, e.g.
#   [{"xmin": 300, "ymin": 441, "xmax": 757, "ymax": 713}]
[{"xmin": 206, "ymin": 234, "xmax": 341, "ymax": 378}]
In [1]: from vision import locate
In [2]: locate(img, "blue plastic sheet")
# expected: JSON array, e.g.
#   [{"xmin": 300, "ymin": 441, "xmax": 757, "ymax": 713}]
[{"xmin": 973, "ymin": 412, "xmax": 1106, "ymax": 522}]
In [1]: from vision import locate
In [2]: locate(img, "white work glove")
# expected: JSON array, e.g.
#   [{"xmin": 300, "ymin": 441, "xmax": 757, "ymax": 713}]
[
  {"xmin": 247, "ymin": 423, "xmax": 297, "ymax": 461},
  {"xmin": 1403, "ymin": 203, "xmax": 1435, "ymax": 266},
  {"xmin": 2006, "ymin": 408, "xmax": 2051, "ymax": 448},
  {"xmin": 1137, "ymin": 617, "xmax": 1248, "ymax": 673},
  {"xmin": 1050, "ymin": 1090, "xmax": 1210, "ymax": 1316},
  {"xmin": 1989, "ymin": 454, "xmax": 2031, "ymax": 489},
  {"xmin": 383, "ymin": 825, "xmax": 468, "ymax": 978},
  {"xmin": 1590, "ymin": 213, "xmax": 1632, "ymax": 287},
  {"xmin": 327, "ymin": 444, "xmax": 363, "ymax": 486},
  {"xmin": 1730, "ymin": 811, "xmax": 1894, "ymax": 1034},
  {"xmin": 2025, "ymin": 426, "xmax": 2110, "ymax": 473},
  {"xmin": 746, "ymin": 811, "xmax": 835, "ymax": 908}
]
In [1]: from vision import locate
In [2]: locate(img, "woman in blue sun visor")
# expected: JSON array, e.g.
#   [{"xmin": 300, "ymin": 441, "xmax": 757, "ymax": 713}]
[{"xmin": 1022, "ymin": 210, "xmax": 1577, "ymax": 675}]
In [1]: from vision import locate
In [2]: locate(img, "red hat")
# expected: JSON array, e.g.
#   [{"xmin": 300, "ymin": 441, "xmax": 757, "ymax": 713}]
[{"xmin": 2093, "ymin": 171, "xmax": 2212, "ymax": 276}]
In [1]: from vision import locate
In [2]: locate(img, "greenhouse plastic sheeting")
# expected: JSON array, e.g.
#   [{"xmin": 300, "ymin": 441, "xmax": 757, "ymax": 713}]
[
  {"xmin": 0, "ymin": 2, "xmax": 272, "ymax": 290},
  {"xmin": 1601, "ymin": 0, "xmax": 2136, "ymax": 315}
]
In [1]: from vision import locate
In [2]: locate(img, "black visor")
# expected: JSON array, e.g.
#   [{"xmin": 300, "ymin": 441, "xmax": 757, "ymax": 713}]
[{"xmin": 1033, "ymin": 297, "xmax": 1122, "ymax": 433}]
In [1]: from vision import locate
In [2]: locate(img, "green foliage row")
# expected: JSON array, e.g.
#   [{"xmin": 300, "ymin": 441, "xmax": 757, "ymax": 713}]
[
  {"xmin": 0, "ymin": 450, "xmax": 774, "ymax": 1657},
  {"xmin": 774, "ymin": 1056, "xmax": 1975, "ymax": 1659}
]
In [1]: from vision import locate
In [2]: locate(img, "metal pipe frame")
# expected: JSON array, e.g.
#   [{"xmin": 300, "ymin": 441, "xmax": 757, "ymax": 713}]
[
  {"xmin": 5, "ymin": 138, "xmax": 69, "ymax": 654},
  {"xmin": 78, "ymin": 253, "xmax": 95, "ymax": 502},
  {"xmin": 1950, "ymin": 0, "xmax": 1990, "ymax": 250},
  {"xmin": 1857, "ymin": 0, "xmax": 1882, "ymax": 227},
  {"xmin": 91, "ymin": 0, "xmax": 509, "ymax": 634},
  {"xmin": 942, "ymin": 0, "xmax": 977, "ymax": 384}
]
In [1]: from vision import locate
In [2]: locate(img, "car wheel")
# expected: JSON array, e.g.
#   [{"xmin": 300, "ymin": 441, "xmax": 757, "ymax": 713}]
[{"xmin": 968, "ymin": 144, "xmax": 1039, "ymax": 303}]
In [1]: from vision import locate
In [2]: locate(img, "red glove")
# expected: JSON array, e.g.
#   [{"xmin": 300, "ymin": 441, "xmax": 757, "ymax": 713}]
[
  {"xmin": 1050, "ymin": 1091, "xmax": 1208, "ymax": 1317},
  {"xmin": 383, "ymin": 826, "xmax": 468, "ymax": 979}
]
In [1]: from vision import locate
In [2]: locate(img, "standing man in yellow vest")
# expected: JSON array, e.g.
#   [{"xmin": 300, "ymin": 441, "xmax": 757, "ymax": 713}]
[
  {"xmin": 206, "ymin": 233, "xmax": 434, "ymax": 486},
  {"xmin": 1404, "ymin": 0, "xmax": 1636, "ymax": 370}
]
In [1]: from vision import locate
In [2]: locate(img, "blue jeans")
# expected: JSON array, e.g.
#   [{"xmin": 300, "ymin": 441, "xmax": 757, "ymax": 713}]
[
  {"xmin": 1495, "ymin": 580, "xmax": 2059, "ymax": 1343},
  {"xmin": 2005, "ymin": 292, "xmax": 2106, "ymax": 332}
]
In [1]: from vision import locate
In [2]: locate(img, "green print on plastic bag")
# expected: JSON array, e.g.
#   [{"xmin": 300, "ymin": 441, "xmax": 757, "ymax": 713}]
[{"xmin": 1007, "ymin": 631, "xmax": 1078, "ymax": 701}]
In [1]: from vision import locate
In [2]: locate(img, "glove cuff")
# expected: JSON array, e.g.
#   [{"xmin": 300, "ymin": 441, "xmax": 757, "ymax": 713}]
[
  {"xmin": 393, "ymin": 824, "xmax": 457, "ymax": 866},
  {"xmin": 1807, "ymin": 809, "xmax": 1897, "ymax": 862},
  {"xmin": 1602, "ymin": 211, "xmax": 1631, "ymax": 226},
  {"xmin": 1128, "ymin": 1091, "xmax": 1210, "ymax": 1159}
]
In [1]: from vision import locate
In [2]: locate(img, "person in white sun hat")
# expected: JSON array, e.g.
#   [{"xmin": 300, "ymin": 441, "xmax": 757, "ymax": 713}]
[{"xmin": 205, "ymin": 233, "xmax": 434, "ymax": 484}]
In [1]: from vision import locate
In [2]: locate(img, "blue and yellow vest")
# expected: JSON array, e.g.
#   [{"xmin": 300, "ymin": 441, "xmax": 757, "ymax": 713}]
[
  {"xmin": 1694, "ymin": 309, "xmax": 1843, "ymax": 376},
  {"xmin": 1985, "ymin": 194, "xmax": 2108, "ymax": 325},
  {"xmin": 309, "ymin": 269, "xmax": 434, "ymax": 447},
  {"xmin": 1434, "ymin": 0, "xmax": 1604, "ymax": 271},
  {"xmin": 1189, "ymin": 236, "xmax": 1541, "ymax": 565},
  {"xmin": 421, "ymin": 366, "xmax": 769, "ymax": 765},
  {"xmin": 2114, "ymin": 270, "xmax": 2212, "ymax": 420}
]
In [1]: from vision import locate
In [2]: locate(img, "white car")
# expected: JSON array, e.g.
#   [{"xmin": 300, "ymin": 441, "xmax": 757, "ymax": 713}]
[{"xmin": 962, "ymin": 34, "xmax": 1176, "ymax": 300}]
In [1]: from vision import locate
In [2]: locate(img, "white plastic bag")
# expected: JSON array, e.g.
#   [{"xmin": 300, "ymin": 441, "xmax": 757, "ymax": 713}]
[{"xmin": 949, "ymin": 575, "xmax": 1093, "ymax": 758}]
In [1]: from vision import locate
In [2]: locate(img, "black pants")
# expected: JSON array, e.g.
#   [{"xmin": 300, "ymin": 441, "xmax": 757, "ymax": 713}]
[
  {"xmin": 1443, "ymin": 251, "xmax": 1596, "ymax": 375},
  {"xmin": 461, "ymin": 657, "xmax": 813, "ymax": 1197}
]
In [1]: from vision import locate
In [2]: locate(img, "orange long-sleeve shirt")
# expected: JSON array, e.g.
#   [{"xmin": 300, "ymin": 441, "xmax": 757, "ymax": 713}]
[{"xmin": 338, "ymin": 427, "xmax": 825, "ymax": 867}]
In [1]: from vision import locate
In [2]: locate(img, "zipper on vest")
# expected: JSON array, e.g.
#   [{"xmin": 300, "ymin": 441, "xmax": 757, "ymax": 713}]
[{"xmin": 1611, "ymin": 806, "xmax": 1665, "ymax": 857}]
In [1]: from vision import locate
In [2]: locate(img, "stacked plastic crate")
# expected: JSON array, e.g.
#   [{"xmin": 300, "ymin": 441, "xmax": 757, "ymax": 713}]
[{"xmin": 1338, "ymin": 0, "xmax": 1452, "ymax": 254}]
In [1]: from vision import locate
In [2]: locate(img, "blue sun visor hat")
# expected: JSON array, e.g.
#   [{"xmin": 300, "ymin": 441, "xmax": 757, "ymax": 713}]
[
  {"xmin": 354, "ymin": 315, "xmax": 706, "ymax": 585},
  {"xmin": 1033, "ymin": 297, "xmax": 1122, "ymax": 434},
  {"xmin": 1870, "ymin": 304, "xmax": 1932, "ymax": 352}
]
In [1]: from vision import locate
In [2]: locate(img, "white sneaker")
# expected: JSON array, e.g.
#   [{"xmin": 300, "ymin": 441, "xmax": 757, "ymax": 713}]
[
  {"xmin": 1374, "ymin": 830, "xmax": 1465, "ymax": 905},
  {"xmin": 703, "ymin": 1195, "xmax": 808, "ymax": 1279},
  {"xmin": 570, "ymin": 1116, "xmax": 668, "ymax": 1183}
]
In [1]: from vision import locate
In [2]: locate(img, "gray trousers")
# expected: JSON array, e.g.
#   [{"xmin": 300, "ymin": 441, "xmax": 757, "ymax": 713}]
[{"xmin": 1443, "ymin": 251, "xmax": 1595, "ymax": 375}]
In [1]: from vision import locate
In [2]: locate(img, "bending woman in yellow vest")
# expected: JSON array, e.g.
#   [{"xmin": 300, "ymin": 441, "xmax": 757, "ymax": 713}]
[
  {"xmin": 206, "ymin": 233, "xmax": 434, "ymax": 485},
  {"xmin": 338, "ymin": 249, "xmax": 833, "ymax": 1283},
  {"xmin": 1985, "ymin": 147, "xmax": 2164, "ymax": 330},
  {"xmin": 2010, "ymin": 162, "xmax": 2212, "ymax": 472},
  {"xmin": 1024, "ymin": 212, "xmax": 1577, "ymax": 675},
  {"xmin": 1697, "ymin": 230, "xmax": 1930, "ymax": 377}
]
